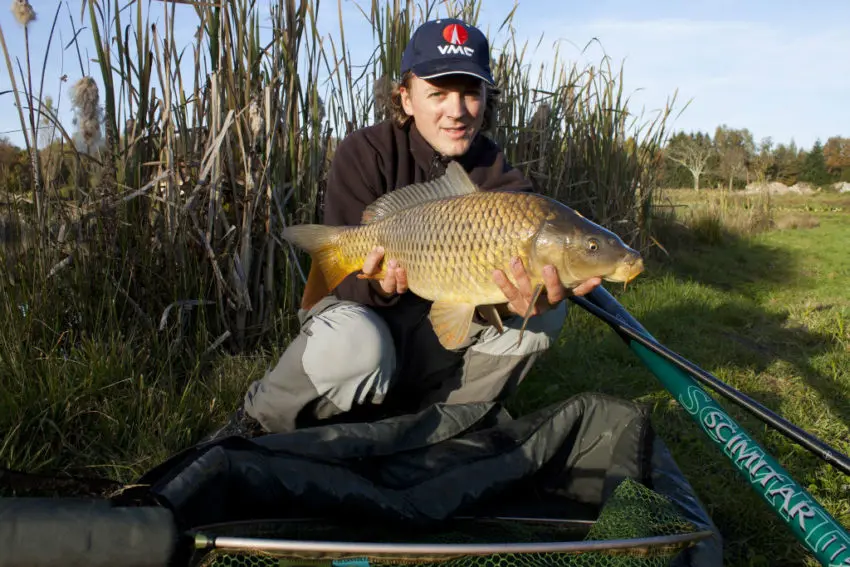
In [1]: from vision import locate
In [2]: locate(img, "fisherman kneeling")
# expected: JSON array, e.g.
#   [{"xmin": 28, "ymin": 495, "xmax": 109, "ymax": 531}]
[{"xmin": 205, "ymin": 18, "xmax": 601, "ymax": 440}]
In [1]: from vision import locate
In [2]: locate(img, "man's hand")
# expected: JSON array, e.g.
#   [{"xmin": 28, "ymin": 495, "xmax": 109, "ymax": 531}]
[
  {"xmin": 571, "ymin": 278, "xmax": 602, "ymax": 297},
  {"xmin": 362, "ymin": 246, "xmax": 408, "ymax": 297},
  {"xmin": 492, "ymin": 257, "xmax": 601, "ymax": 317}
]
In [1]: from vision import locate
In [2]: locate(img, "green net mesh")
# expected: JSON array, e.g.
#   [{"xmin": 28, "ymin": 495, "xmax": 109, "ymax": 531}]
[{"xmin": 190, "ymin": 479, "xmax": 707, "ymax": 567}]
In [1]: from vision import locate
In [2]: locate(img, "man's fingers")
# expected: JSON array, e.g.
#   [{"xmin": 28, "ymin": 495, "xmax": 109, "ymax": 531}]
[
  {"xmin": 362, "ymin": 246, "xmax": 385, "ymax": 276},
  {"xmin": 509, "ymin": 257, "xmax": 533, "ymax": 296},
  {"xmin": 381, "ymin": 259, "xmax": 398, "ymax": 294},
  {"xmin": 395, "ymin": 266, "xmax": 408, "ymax": 294},
  {"xmin": 571, "ymin": 277, "xmax": 602, "ymax": 297},
  {"xmin": 492, "ymin": 269, "xmax": 520, "ymax": 303},
  {"xmin": 543, "ymin": 265, "xmax": 566, "ymax": 304}
]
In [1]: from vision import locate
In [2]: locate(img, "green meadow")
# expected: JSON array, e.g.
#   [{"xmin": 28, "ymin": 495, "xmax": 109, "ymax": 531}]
[{"xmin": 513, "ymin": 189, "xmax": 850, "ymax": 566}]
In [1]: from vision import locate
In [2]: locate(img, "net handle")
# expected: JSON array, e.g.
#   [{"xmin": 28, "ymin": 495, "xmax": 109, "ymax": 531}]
[{"xmin": 193, "ymin": 530, "xmax": 716, "ymax": 556}]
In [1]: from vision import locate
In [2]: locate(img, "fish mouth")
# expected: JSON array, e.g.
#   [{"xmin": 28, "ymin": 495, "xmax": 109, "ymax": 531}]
[{"xmin": 602, "ymin": 256, "xmax": 645, "ymax": 283}]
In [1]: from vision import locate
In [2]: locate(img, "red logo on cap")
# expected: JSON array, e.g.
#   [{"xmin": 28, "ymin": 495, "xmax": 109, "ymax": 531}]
[{"xmin": 442, "ymin": 24, "xmax": 468, "ymax": 45}]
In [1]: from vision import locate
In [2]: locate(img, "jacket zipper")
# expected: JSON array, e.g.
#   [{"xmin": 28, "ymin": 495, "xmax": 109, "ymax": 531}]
[{"xmin": 429, "ymin": 153, "xmax": 446, "ymax": 180}]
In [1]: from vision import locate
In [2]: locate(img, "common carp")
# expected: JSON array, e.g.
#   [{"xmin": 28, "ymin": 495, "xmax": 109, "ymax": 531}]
[{"xmin": 283, "ymin": 162, "xmax": 644, "ymax": 350}]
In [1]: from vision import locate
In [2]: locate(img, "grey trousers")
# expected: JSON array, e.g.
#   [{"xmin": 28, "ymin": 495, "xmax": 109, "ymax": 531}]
[{"xmin": 244, "ymin": 295, "xmax": 568, "ymax": 433}]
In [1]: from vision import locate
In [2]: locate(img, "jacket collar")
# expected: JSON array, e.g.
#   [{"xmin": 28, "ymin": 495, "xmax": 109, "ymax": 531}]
[{"xmin": 407, "ymin": 120, "xmax": 484, "ymax": 175}]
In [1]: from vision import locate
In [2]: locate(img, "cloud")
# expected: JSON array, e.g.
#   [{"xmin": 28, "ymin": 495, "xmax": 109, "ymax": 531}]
[{"xmin": 504, "ymin": 15, "xmax": 850, "ymax": 147}]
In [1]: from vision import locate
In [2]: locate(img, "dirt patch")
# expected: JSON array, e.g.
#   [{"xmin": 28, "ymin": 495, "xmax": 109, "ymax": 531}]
[
  {"xmin": 742, "ymin": 181, "xmax": 815, "ymax": 196},
  {"xmin": 774, "ymin": 212, "xmax": 820, "ymax": 231}
]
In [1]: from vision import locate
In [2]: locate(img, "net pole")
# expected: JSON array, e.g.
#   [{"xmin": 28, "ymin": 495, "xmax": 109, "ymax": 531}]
[
  {"xmin": 195, "ymin": 532, "xmax": 715, "ymax": 555},
  {"xmin": 571, "ymin": 287, "xmax": 850, "ymax": 567}
]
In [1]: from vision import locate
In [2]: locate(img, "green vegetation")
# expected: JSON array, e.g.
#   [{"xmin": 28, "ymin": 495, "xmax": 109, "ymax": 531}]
[
  {"xmin": 512, "ymin": 191, "xmax": 850, "ymax": 566},
  {"xmin": 1, "ymin": 1, "xmax": 848, "ymax": 566}
]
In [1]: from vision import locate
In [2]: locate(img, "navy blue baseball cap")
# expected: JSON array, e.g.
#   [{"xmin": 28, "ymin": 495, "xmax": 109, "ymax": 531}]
[{"xmin": 401, "ymin": 18, "xmax": 494, "ymax": 85}]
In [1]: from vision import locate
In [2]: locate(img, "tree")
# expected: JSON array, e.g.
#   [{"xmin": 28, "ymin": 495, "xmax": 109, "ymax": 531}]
[
  {"xmin": 750, "ymin": 137, "xmax": 776, "ymax": 183},
  {"xmin": 0, "ymin": 137, "xmax": 20, "ymax": 169},
  {"xmin": 664, "ymin": 131, "xmax": 714, "ymax": 191},
  {"xmin": 799, "ymin": 140, "xmax": 832, "ymax": 187},
  {"xmin": 773, "ymin": 141, "xmax": 803, "ymax": 185},
  {"xmin": 0, "ymin": 137, "xmax": 29, "ymax": 194},
  {"xmin": 714, "ymin": 125, "xmax": 755, "ymax": 190},
  {"xmin": 823, "ymin": 136, "xmax": 850, "ymax": 180}
]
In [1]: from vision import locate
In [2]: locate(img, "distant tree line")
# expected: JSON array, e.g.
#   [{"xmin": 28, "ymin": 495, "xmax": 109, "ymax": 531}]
[
  {"xmin": 659, "ymin": 125, "xmax": 849, "ymax": 191},
  {"xmin": 2, "ymin": 126, "xmax": 849, "ymax": 199},
  {"xmin": 0, "ymin": 136, "xmax": 81, "ymax": 199}
]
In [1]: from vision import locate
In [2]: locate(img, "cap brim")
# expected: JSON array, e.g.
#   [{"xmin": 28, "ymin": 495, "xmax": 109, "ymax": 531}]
[{"xmin": 411, "ymin": 59, "xmax": 494, "ymax": 86}]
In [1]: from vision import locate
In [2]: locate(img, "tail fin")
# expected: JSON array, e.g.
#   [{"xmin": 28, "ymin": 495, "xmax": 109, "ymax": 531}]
[{"xmin": 282, "ymin": 224, "xmax": 354, "ymax": 309}]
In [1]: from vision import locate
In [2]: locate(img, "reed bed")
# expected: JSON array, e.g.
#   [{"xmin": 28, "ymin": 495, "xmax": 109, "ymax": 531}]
[{"xmin": 0, "ymin": 0, "xmax": 674, "ymax": 479}]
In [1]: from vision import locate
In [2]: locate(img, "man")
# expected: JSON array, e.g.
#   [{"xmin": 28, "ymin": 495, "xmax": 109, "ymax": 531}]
[{"xmin": 207, "ymin": 18, "xmax": 600, "ymax": 440}]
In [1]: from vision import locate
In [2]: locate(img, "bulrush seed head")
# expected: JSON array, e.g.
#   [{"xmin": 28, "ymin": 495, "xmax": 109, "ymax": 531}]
[
  {"xmin": 11, "ymin": 0, "xmax": 35, "ymax": 26},
  {"xmin": 248, "ymin": 97, "xmax": 263, "ymax": 141},
  {"xmin": 69, "ymin": 76, "xmax": 102, "ymax": 148}
]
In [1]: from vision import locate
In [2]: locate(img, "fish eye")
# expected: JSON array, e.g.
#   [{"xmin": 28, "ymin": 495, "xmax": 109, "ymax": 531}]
[{"xmin": 587, "ymin": 238, "xmax": 599, "ymax": 252}]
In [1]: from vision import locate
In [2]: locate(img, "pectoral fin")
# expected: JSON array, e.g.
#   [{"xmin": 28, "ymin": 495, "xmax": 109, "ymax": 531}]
[
  {"xmin": 477, "ymin": 305, "xmax": 504, "ymax": 334},
  {"xmin": 430, "ymin": 301, "xmax": 477, "ymax": 351},
  {"xmin": 517, "ymin": 283, "xmax": 544, "ymax": 347}
]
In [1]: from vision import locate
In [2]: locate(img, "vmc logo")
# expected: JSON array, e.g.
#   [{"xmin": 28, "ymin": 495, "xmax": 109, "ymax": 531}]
[{"xmin": 438, "ymin": 24, "xmax": 474, "ymax": 56}]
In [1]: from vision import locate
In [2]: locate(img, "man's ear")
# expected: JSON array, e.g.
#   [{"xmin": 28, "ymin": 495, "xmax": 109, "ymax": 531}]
[{"xmin": 400, "ymin": 86, "xmax": 414, "ymax": 117}]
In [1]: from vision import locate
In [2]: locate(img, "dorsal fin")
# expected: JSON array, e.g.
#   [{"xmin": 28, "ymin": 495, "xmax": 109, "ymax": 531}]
[{"xmin": 361, "ymin": 161, "xmax": 480, "ymax": 224}]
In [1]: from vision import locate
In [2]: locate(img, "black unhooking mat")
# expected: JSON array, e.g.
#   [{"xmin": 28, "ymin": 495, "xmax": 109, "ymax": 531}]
[
  {"xmin": 136, "ymin": 392, "xmax": 722, "ymax": 567},
  {"xmin": 0, "ymin": 393, "xmax": 723, "ymax": 567}
]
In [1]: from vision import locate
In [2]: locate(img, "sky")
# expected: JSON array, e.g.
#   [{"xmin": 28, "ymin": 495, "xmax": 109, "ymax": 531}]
[{"xmin": 0, "ymin": 0, "xmax": 848, "ymax": 151}]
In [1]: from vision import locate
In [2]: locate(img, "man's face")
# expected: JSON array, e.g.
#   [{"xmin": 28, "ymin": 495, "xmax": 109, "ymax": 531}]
[{"xmin": 400, "ymin": 74, "xmax": 486, "ymax": 158}]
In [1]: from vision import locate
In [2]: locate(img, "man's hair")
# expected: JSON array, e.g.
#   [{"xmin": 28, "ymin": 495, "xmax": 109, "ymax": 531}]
[{"xmin": 387, "ymin": 71, "xmax": 501, "ymax": 133}]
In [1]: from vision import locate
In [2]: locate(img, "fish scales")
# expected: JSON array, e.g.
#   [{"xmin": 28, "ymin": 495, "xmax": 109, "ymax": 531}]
[{"xmin": 336, "ymin": 191, "xmax": 551, "ymax": 304}]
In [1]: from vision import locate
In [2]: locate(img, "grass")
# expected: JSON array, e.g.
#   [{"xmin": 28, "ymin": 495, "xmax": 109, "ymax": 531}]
[
  {"xmin": 0, "ymin": 1, "xmax": 847, "ymax": 565},
  {"xmin": 511, "ymin": 190, "xmax": 850, "ymax": 566}
]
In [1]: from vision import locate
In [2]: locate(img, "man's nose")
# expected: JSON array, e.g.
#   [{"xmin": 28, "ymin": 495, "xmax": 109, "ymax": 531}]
[{"xmin": 444, "ymin": 92, "xmax": 467, "ymax": 119}]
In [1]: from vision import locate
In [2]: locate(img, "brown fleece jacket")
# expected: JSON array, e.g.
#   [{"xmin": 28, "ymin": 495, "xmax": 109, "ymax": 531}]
[{"xmin": 322, "ymin": 119, "xmax": 533, "ymax": 311}]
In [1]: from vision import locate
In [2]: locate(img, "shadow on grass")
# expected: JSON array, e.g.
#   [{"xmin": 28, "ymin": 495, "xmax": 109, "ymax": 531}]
[
  {"xmin": 515, "ymin": 315, "xmax": 843, "ymax": 567},
  {"xmin": 648, "ymin": 215, "xmax": 800, "ymax": 298},
  {"xmin": 515, "ymin": 293, "xmax": 848, "ymax": 431},
  {"xmin": 642, "ymin": 224, "xmax": 848, "ymax": 431}
]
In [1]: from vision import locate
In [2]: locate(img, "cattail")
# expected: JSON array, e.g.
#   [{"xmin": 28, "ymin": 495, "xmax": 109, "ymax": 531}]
[
  {"xmin": 247, "ymin": 97, "xmax": 263, "ymax": 140},
  {"xmin": 10, "ymin": 0, "xmax": 35, "ymax": 26},
  {"xmin": 69, "ymin": 76, "xmax": 102, "ymax": 149}
]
